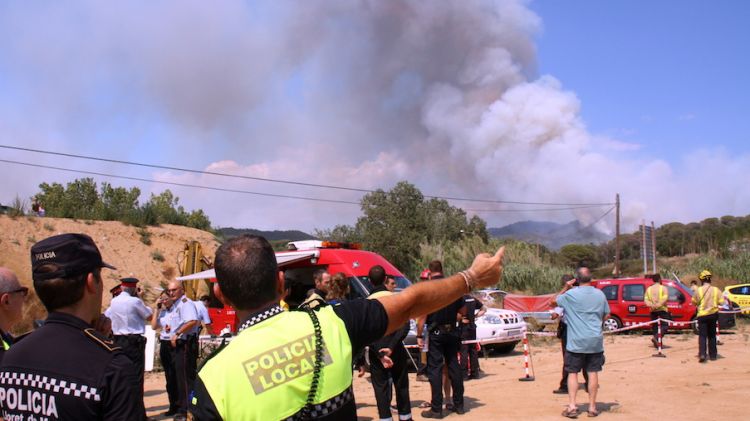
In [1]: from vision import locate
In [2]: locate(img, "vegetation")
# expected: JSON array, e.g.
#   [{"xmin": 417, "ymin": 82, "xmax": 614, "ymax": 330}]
[
  {"xmin": 32, "ymin": 178, "xmax": 211, "ymax": 230},
  {"xmin": 7, "ymin": 195, "xmax": 27, "ymax": 218},
  {"xmin": 151, "ymin": 250, "xmax": 165, "ymax": 262},
  {"xmin": 314, "ymin": 181, "xmax": 490, "ymax": 281},
  {"xmin": 137, "ymin": 227, "xmax": 153, "ymax": 246}
]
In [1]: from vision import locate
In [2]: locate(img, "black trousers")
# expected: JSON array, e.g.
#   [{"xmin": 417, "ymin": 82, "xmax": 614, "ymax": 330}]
[
  {"xmin": 697, "ymin": 313, "xmax": 719, "ymax": 359},
  {"xmin": 650, "ymin": 310, "xmax": 670, "ymax": 341},
  {"xmin": 368, "ymin": 345, "xmax": 411, "ymax": 419},
  {"xmin": 427, "ymin": 332, "xmax": 463, "ymax": 412},
  {"xmin": 459, "ymin": 326, "xmax": 480, "ymax": 377},
  {"xmin": 160, "ymin": 339, "xmax": 178, "ymax": 412},
  {"xmin": 559, "ymin": 323, "xmax": 588, "ymax": 390},
  {"xmin": 173, "ymin": 336, "xmax": 198, "ymax": 414},
  {"xmin": 113, "ymin": 334, "xmax": 146, "ymax": 391}
]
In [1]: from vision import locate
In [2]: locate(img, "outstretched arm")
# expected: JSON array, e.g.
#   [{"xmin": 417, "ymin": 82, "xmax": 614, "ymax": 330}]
[{"xmin": 377, "ymin": 247, "xmax": 505, "ymax": 335}]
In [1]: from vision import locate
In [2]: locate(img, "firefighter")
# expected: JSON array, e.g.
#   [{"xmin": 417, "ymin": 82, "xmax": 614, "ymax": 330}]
[
  {"xmin": 189, "ymin": 235, "xmax": 506, "ymax": 420},
  {"xmin": 0, "ymin": 233, "xmax": 145, "ymax": 420},
  {"xmin": 459, "ymin": 292, "xmax": 486, "ymax": 380},
  {"xmin": 692, "ymin": 270, "xmax": 723, "ymax": 362},
  {"xmin": 644, "ymin": 274, "xmax": 669, "ymax": 348}
]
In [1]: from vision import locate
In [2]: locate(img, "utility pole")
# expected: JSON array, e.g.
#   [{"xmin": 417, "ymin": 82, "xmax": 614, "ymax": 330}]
[
  {"xmin": 615, "ymin": 193, "xmax": 621, "ymax": 277},
  {"xmin": 651, "ymin": 220, "xmax": 657, "ymax": 273},
  {"xmin": 641, "ymin": 220, "xmax": 647, "ymax": 275}
]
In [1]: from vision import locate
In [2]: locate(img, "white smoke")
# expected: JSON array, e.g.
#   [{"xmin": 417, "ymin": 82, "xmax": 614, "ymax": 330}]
[{"xmin": 0, "ymin": 0, "xmax": 747, "ymax": 232}]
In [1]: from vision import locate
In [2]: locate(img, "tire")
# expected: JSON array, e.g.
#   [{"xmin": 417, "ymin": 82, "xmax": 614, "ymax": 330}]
[
  {"xmin": 603, "ymin": 316, "xmax": 622, "ymax": 333},
  {"xmin": 492, "ymin": 341, "xmax": 519, "ymax": 355}
]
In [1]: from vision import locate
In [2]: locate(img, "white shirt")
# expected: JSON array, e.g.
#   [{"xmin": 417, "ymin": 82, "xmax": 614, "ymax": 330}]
[
  {"xmin": 172, "ymin": 295, "xmax": 199, "ymax": 336},
  {"xmin": 105, "ymin": 291, "xmax": 153, "ymax": 335},
  {"xmin": 193, "ymin": 300, "xmax": 212, "ymax": 325},
  {"xmin": 156, "ymin": 306, "xmax": 177, "ymax": 340}
]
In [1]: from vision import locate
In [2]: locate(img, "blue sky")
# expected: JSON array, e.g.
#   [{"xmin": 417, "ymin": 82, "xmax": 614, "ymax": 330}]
[
  {"xmin": 0, "ymin": 1, "xmax": 748, "ymax": 232},
  {"xmin": 529, "ymin": 0, "xmax": 750, "ymax": 160}
]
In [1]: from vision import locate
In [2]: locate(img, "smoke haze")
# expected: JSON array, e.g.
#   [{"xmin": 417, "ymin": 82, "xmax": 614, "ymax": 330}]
[{"xmin": 0, "ymin": 0, "xmax": 747, "ymax": 232}]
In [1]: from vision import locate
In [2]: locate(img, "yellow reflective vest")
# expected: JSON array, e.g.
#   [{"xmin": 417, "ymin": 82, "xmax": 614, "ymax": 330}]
[
  {"xmin": 644, "ymin": 284, "xmax": 668, "ymax": 312},
  {"xmin": 692, "ymin": 284, "xmax": 722, "ymax": 318},
  {"xmin": 196, "ymin": 306, "xmax": 353, "ymax": 420}
]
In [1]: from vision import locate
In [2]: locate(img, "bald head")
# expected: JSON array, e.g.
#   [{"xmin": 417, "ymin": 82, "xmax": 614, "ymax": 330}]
[
  {"xmin": 167, "ymin": 281, "xmax": 185, "ymax": 300},
  {"xmin": 0, "ymin": 268, "xmax": 21, "ymax": 293}
]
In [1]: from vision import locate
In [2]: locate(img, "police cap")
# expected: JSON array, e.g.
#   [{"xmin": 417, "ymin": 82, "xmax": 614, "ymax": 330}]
[
  {"xmin": 119, "ymin": 277, "xmax": 140, "ymax": 287},
  {"xmin": 31, "ymin": 233, "xmax": 116, "ymax": 282}
]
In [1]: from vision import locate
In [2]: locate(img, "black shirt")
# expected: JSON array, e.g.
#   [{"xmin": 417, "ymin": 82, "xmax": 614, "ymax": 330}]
[
  {"xmin": 426, "ymin": 278, "xmax": 465, "ymax": 326},
  {"xmin": 463, "ymin": 295, "xmax": 484, "ymax": 326},
  {"xmin": 0, "ymin": 312, "xmax": 145, "ymax": 420},
  {"xmin": 190, "ymin": 299, "xmax": 389, "ymax": 420}
]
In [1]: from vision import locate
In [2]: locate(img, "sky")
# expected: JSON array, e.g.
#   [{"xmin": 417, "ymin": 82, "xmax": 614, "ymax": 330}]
[{"xmin": 0, "ymin": 0, "xmax": 748, "ymax": 234}]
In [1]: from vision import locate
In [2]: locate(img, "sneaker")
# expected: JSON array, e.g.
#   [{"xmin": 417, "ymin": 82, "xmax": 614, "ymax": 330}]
[
  {"xmin": 552, "ymin": 388, "xmax": 568, "ymax": 395},
  {"xmin": 421, "ymin": 409, "xmax": 444, "ymax": 419},
  {"xmin": 416, "ymin": 374, "xmax": 430, "ymax": 382}
]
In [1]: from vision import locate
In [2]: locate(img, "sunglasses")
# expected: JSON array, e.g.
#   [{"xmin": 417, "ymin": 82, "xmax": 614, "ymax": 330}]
[{"xmin": 8, "ymin": 287, "xmax": 29, "ymax": 297}]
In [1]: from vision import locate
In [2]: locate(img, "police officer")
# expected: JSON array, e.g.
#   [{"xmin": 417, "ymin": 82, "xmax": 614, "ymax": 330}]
[
  {"xmin": 152, "ymin": 291, "xmax": 180, "ymax": 416},
  {"xmin": 459, "ymin": 292, "xmax": 486, "ymax": 380},
  {"xmin": 0, "ymin": 267, "xmax": 27, "ymax": 364},
  {"xmin": 692, "ymin": 270, "xmax": 723, "ymax": 362},
  {"xmin": 193, "ymin": 295, "xmax": 213, "ymax": 335},
  {"xmin": 367, "ymin": 266, "xmax": 412, "ymax": 421},
  {"xmin": 105, "ymin": 277, "xmax": 153, "ymax": 393},
  {"xmin": 417, "ymin": 260, "xmax": 467, "ymax": 418},
  {"xmin": 0, "ymin": 233, "xmax": 145, "ymax": 420},
  {"xmin": 166, "ymin": 280, "xmax": 199, "ymax": 420},
  {"xmin": 189, "ymin": 235, "xmax": 506, "ymax": 420}
]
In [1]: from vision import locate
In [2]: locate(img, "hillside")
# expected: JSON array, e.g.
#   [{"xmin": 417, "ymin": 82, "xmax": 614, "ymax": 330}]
[
  {"xmin": 489, "ymin": 220, "xmax": 611, "ymax": 250},
  {"xmin": 216, "ymin": 227, "xmax": 315, "ymax": 242},
  {"xmin": 0, "ymin": 215, "xmax": 220, "ymax": 332}
]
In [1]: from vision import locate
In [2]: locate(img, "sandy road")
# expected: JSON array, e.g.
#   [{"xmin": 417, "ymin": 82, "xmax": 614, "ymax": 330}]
[{"xmin": 145, "ymin": 322, "xmax": 749, "ymax": 420}]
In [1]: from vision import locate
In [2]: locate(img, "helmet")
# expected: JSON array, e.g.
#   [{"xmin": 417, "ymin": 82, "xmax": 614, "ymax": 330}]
[{"xmin": 699, "ymin": 270, "xmax": 712, "ymax": 281}]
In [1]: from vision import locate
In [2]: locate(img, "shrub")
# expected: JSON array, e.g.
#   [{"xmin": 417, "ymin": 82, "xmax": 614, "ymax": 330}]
[
  {"xmin": 137, "ymin": 227, "xmax": 152, "ymax": 246},
  {"xmin": 151, "ymin": 250, "xmax": 165, "ymax": 262}
]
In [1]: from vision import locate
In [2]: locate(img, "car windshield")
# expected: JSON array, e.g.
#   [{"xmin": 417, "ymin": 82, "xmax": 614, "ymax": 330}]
[{"xmin": 352, "ymin": 275, "xmax": 413, "ymax": 298}]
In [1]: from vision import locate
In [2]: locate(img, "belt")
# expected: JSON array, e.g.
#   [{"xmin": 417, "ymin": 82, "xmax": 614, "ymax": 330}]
[{"xmin": 431, "ymin": 324, "xmax": 456, "ymax": 334}]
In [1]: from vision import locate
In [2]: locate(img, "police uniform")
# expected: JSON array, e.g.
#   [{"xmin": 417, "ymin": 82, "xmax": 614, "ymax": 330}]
[
  {"xmin": 193, "ymin": 299, "xmax": 212, "ymax": 335},
  {"xmin": 368, "ymin": 286, "xmax": 412, "ymax": 421},
  {"xmin": 0, "ymin": 331, "xmax": 15, "ymax": 365},
  {"xmin": 459, "ymin": 294, "xmax": 483, "ymax": 379},
  {"xmin": 171, "ymin": 294, "xmax": 199, "ymax": 417},
  {"xmin": 0, "ymin": 233, "xmax": 145, "ymax": 420},
  {"xmin": 104, "ymin": 278, "xmax": 153, "ymax": 392},
  {"xmin": 190, "ymin": 299, "xmax": 389, "ymax": 420},
  {"xmin": 155, "ymin": 302, "xmax": 180, "ymax": 415},
  {"xmin": 423, "ymin": 278, "xmax": 465, "ymax": 415}
]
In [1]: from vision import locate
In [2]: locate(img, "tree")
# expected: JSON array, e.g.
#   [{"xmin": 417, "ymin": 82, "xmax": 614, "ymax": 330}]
[{"xmin": 558, "ymin": 244, "xmax": 600, "ymax": 269}]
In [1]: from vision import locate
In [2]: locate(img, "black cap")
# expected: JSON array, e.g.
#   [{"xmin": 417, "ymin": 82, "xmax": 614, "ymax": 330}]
[
  {"xmin": 119, "ymin": 277, "xmax": 139, "ymax": 287},
  {"xmin": 31, "ymin": 233, "xmax": 116, "ymax": 282}
]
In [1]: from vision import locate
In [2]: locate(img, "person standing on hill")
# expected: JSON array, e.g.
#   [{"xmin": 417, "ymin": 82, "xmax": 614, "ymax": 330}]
[
  {"xmin": 0, "ymin": 267, "xmax": 27, "ymax": 364},
  {"xmin": 692, "ymin": 270, "xmax": 724, "ymax": 363},
  {"xmin": 553, "ymin": 266, "xmax": 610, "ymax": 419},
  {"xmin": 644, "ymin": 273, "xmax": 670, "ymax": 348}
]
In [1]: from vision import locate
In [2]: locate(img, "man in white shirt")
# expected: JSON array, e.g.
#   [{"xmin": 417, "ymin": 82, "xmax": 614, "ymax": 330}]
[
  {"xmin": 193, "ymin": 295, "xmax": 213, "ymax": 335},
  {"xmin": 104, "ymin": 277, "xmax": 153, "ymax": 392}
]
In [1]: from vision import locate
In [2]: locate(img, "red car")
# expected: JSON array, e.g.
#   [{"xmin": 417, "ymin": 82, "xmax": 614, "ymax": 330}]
[{"xmin": 592, "ymin": 277, "xmax": 696, "ymax": 332}]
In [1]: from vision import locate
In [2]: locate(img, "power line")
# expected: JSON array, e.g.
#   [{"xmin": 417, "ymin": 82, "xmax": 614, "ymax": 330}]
[
  {"xmin": 0, "ymin": 159, "xmax": 361, "ymax": 205},
  {"xmin": 466, "ymin": 205, "xmax": 609, "ymax": 213},
  {"xmin": 0, "ymin": 144, "xmax": 615, "ymax": 206}
]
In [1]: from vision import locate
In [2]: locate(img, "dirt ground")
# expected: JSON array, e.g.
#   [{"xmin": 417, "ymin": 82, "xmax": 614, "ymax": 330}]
[{"xmin": 144, "ymin": 321, "xmax": 749, "ymax": 420}]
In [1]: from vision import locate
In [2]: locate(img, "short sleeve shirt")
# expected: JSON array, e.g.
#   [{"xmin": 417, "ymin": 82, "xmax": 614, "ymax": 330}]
[
  {"xmin": 104, "ymin": 291, "xmax": 153, "ymax": 335},
  {"xmin": 172, "ymin": 296, "xmax": 199, "ymax": 333},
  {"xmin": 556, "ymin": 286, "xmax": 610, "ymax": 353}
]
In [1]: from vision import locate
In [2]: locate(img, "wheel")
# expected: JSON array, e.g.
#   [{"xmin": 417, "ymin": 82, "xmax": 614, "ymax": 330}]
[
  {"xmin": 492, "ymin": 341, "xmax": 519, "ymax": 354},
  {"xmin": 603, "ymin": 316, "xmax": 622, "ymax": 332}
]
